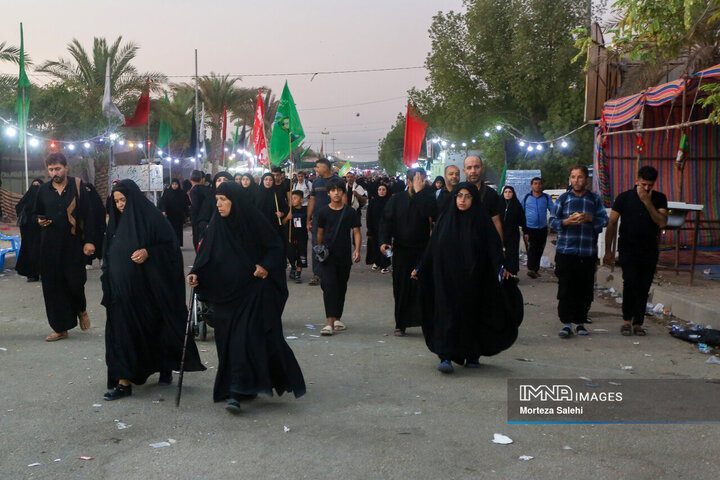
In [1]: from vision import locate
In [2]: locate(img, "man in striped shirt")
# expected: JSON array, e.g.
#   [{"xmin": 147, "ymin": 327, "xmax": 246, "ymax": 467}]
[{"xmin": 549, "ymin": 165, "xmax": 608, "ymax": 338}]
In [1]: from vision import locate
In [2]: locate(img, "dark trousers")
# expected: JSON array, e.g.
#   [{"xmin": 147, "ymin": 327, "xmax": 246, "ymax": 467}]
[
  {"xmin": 621, "ymin": 258, "xmax": 656, "ymax": 326},
  {"xmin": 525, "ymin": 227, "xmax": 548, "ymax": 272},
  {"xmin": 320, "ymin": 262, "xmax": 352, "ymax": 318},
  {"xmin": 310, "ymin": 222, "xmax": 320, "ymax": 277},
  {"xmin": 555, "ymin": 253, "xmax": 596, "ymax": 324},
  {"xmin": 287, "ymin": 236, "xmax": 308, "ymax": 269}
]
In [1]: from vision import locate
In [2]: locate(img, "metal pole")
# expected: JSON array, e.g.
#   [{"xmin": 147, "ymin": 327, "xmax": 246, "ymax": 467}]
[
  {"xmin": 194, "ymin": 49, "xmax": 199, "ymax": 159},
  {"xmin": 22, "ymin": 88, "xmax": 28, "ymax": 191}
]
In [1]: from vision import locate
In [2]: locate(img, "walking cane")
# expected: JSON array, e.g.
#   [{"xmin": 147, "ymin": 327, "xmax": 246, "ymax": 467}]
[{"xmin": 176, "ymin": 287, "xmax": 195, "ymax": 408}]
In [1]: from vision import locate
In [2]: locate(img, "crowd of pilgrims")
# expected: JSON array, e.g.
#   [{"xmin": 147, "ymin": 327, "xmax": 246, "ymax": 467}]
[{"xmin": 16, "ymin": 153, "xmax": 523, "ymax": 414}]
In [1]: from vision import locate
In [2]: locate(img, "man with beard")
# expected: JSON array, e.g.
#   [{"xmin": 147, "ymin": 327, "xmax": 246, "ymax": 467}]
[
  {"xmin": 463, "ymin": 155, "xmax": 503, "ymax": 240},
  {"xmin": 435, "ymin": 164, "xmax": 461, "ymax": 214},
  {"xmin": 32, "ymin": 153, "xmax": 99, "ymax": 341},
  {"xmin": 380, "ymin": 168, "xmax": 436, "ymax": 336}
]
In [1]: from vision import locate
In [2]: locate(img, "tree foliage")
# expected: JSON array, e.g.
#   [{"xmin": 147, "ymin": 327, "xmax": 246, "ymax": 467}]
[{"xmin": 380, "ymin": 0, "xmax": 594, "ymax": 186}]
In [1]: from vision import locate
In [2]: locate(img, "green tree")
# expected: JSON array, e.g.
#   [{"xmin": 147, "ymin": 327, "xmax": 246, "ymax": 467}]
[
  {"xmin": 378, "ymin": 114, "xmax": 406, "ymax": 174},
  {"xmin": 380, "ymin": 0, "xmax": 594, "ymax": 186},
  {"xmin": 0, "ymin": 41, "xmax": 32, "ymax": 92}
]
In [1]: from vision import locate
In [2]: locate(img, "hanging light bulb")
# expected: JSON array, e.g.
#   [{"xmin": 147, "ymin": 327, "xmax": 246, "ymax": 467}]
[
  {"xmin": 561, "ymin": 140, "xmax": 569, "ymax": 148},
  {"xmin": 67, "ymin": 144, "xmax": 76, "ymax": 151},
  {"xmin": 441, "ymin": 141, "xmax": 447, "ymax": 147},
  {"xmin": 174, "ymin": 159, "xmax": 180, "ymax": 164},
  {"xmin": 536, "ymin": 144, "xmax": 543, "ymax": 151},
  {"xmin": 29, "ymin": 137, "xmax": 39, "ymax": 147},
  {"xmin": 495, "ymin": 125, "xmax": 503, "ymax": 131},
  {"xmin": 471, "ymin": 139, "xmax": 476, "ymax": 143},
  {"xmin": 83, "ymin": 142, "xmax": 91, "ymax": 149},
  {"xmin": 50, "ymin": 142, "xmax": 57, "ymax": 149},
  {"xmin": 118, "ymin": 139, "xmax": 126, "ymax": 146},
  {"xmin": 432, "ymin": 138, "xmax": 439, "ymax": 144},
  {"xmin": 4, "ymin": 126, "xmax": 17, "ymax": 137},
  {"xmin": 461, "ymin": 142, "xmax": 467, "ymax": 147},
  {"xmin": 450, "ymin": 143, "xmax": 456, "ymax": 149},
  {"xmin": 484, "ymin": 131, "xmax": 490, "ymax": 137},
  {"xmin": 527, "ymin": 145, "xmax": 534, "ymax": 152},
  {"xmin": 157, "ymin": 149, "xmax": 163, "ymax": 155}
]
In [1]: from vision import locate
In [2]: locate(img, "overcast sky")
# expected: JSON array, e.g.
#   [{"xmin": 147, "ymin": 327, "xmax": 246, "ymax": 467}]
[{"xmin": 2, "ymin": 0, "xmax": 464, "ymax": 163}]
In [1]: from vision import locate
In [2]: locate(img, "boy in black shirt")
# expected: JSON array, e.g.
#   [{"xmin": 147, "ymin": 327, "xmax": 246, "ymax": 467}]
[
  {"xmin": 604, "ymin": 166, "xmax": 668, "ymax": 336},
  {"xmin": 288, "ymin": 191, "xmax": 308, "ymax": 283},
  {"xmin": 316, "ymin": 178, "xmax": 362, "ymax": 336}
]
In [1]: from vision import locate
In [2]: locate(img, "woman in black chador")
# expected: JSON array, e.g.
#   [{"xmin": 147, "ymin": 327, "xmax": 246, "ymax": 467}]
[
  {"xmin": 254, "ymin": 172, "xmax": 289, "ymax": 238},
  {"xmin": 15, "ymin": 178, "xmax": 44, "ymax": 281},
  {"xmin": 188, "ymin": 181, "xmax": 305, "ymax": 413},
  {"xmin": 365, "ymin": 183, "xmax": 391, "ymax": 272},
  {"xmin": 500, "ymin": 185, "xmax": 526, "ymax": 275},
  {"xmin": 102, "ymin": 180, "xmax": 205, "ymax": 401},
  {"xmin": 159, "ymin": 178, "xmax": 190, "ymax": 246},
  {"xmin": 414, "ymin": 182, "xmax": 523, "ymax": 374}
]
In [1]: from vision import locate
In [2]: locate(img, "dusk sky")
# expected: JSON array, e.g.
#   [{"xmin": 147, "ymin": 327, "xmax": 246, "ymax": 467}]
[{"xmin": 2, "ymin": 0, "xmax": 465, "ymax": 163}]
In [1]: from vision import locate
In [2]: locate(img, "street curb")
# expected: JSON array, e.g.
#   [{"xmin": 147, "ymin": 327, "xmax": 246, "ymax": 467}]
[{"xmin": 596, "ymin": 266, "xmax": 720, "ymax": 326}]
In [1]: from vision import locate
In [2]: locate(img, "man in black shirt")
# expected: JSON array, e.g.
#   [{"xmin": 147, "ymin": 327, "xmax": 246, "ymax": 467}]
[
  {"xmin": 32, "ymin": 153, "xmax": 98, "ymax": 341},
  {"xmin": 604, "ymin": 166, "xmax": 668, "ymax": 336},
  {"xmin": 435, "ymin": 164, "xmax": 461, "ymax": 214},
  {"xmin": 463, "ymin": 155, "xmax": 503, "ymax": 240},
  {"xmin": 380, "ymin": 168, "xmax": 436, "ymax": 336},
  {"xmin": 189, "ymin": 169, "xmax": 210, "ymax": 251},
  {"xmin": 316, "ymin": 178, "xmax": 361, "ymax": 336}
]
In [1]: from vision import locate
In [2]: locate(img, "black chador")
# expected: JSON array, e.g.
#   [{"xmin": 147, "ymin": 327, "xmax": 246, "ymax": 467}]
[
  {"xmin": 365, "ymin": 187, "xmax": 390, "ymax": 269},
  {"xmin": 102, "ymin": 180, "xmax": 205, "ymax": 389},
  {"xmin": 14, "ymin": 179, "xmax": 43, "ymax": 280},
  {"xmin": 418, "ymin": 182, "xmax": 523, "ymax": 364},
  {"xmin": 379, "ymin": 185, "xmax": 436, "ymax": 332},
  {"xmin": 32, "ymin": 176, "xmax": 99, "ymax": 333},
  {"xmin": 190, "ymin": 182, "xmax": 305, "ymax": 404},
  {"xmin": 159, "ymin": 179, "xmax": 190, "ymax": 246}
]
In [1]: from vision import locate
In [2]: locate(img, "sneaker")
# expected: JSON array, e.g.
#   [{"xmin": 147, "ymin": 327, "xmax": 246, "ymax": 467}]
[
  {"xmin": 527, "ymin": 271, "xmax": 538, "ymax": 279},
  {"xmin": 558, "ymin": 326, "xmax": 573, "ymax": 338},
  {"xmin": 308, "ymin": 276, "xmax": 320, "ymax": 286},
  {"xmin": 371, "ymin": 264, "xmax": 379, "ymax": 271},
  {"xmin": 437, "ymin": 360, "xmax": 454, "ymax": 374},
  {"xmin": 104, "ymin": 384, "xmax": 132, "ymax": 401},
  {"xmin": 380, "ymin": 268, "xmax": 390, "ymax": 274},
  {"xmin": 576, "ymin": 325, "xmax": 589, "ymax": 336},
  {"xmin": 225, "ymin": 399, "xmax": 242, "ymax": 414},
  {"xmin": 295, "ymin": 274, "xmax": 302, "ymax": 284},
  {"xmin": 585, "ymin": 317, "xmax": 593, "ymax": 324}
]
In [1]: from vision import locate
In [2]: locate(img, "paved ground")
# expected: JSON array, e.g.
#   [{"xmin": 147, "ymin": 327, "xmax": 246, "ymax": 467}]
[{"xmin": 1, "ymin": 228, "xmax": 719, "ymax": 479}]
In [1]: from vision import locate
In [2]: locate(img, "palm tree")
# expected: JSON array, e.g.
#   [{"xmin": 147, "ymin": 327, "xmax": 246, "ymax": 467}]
[
  {"xmin": 37, "ymin": 36, "xmax": 166, "ymax": 108},
  {"xmin": 0, "ymin": 41, "xmax": 30, "ymax": 91}
]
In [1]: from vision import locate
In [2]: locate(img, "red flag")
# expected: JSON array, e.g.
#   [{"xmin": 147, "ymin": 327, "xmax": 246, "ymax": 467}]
[
  {"xmin": 122, "ymin": 78, "xmax": 150, "ymax": 128},
  {"xmin": 320, "ymin": 139, "xmax": 324, "ymax": 156},
  {"xmin": 253, "ymin": 90, "xmax": 269, "ymax": 166},
  {"xmin": 221, "ymin": 104, "xmax": 228, "ymax": 166},
  {"xmin": 403, "ymin": 103, "xmax": 427, "ymax": 167}
]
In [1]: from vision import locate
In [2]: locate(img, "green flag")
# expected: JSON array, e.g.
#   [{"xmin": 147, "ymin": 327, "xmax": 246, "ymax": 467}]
[
  {"xmin": 157, "ymin": 91, "xmax": 172, "ymax": 150},
  {"xmin": 269, "ymin": 81, "xmax": 305, "ymax": 166},
  {"xmin": 16, "ymin": 23, "xmax": 31, "ymax": 149},
  {"xmin": 338, "ymin": 161, "xmax": 351, "ymax": 177},
  {"xmin": 499, "ymin": 162, "xmax": 507, "ymax": 189},
  {"xmin": 231, "ymin": 122, "xmax": 240, "ymax": 154}
]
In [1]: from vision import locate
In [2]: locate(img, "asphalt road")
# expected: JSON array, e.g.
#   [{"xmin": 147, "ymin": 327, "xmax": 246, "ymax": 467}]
[{"xmin": 1, "ymin": 228, "xmax": 718, "ymax": 479}]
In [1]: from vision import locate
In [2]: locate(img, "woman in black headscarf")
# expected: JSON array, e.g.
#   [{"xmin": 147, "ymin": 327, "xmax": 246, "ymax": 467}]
[
  {"xmin": 239, "ymin": 172, "xmax": 259, "ymax": 198},
  {"xmin": 187, "ymin": 181, "xmax": 305, "ymax": 413},
  {"xmin": 255, "ymin": 172, "xmax": 289, "ymax": 238},
  {"xmin": 197, "ymin": 171, "xmax": 234, "ymax": 235},
  {"xmin": 15, "ymin": 178, "xmax": 44, "ymax": 282},
  {"xmin": 365, "ymin": 183, "xmax": 391, "ymax": 272},
  {"xmin": 101, "ymin": 179, "xmax": 205, "ymax": 401},
  {"xmin": 414, "ymin": 182, "xmax": 523, "ymax": 373},
  {"xmin": 159, "ymin": 178, "xmax": 190, "ymax": 246},
  {"xmin": 500, "ymin": 185, "xmax": 526, "ymax": 276},
  {"xmin": 433, "ymin": 176, "xmax": 446, "ymax": 191}
]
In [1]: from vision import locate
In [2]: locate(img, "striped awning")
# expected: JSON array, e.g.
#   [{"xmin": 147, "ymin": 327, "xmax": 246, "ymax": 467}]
[
  {"xmin": 602, "ymin": 93, "xmax": 645, "ymax": 128},
  {"xmin": 645, "ymin": 79, "xmax": 686, "ymax": 106},
  {"xmin": 693, "ymin": 63, "xmax": 720, "ymax": 79}
]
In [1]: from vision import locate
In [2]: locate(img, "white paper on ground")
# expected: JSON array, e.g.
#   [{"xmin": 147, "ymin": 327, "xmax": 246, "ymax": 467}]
[{"xmin": 492, "ymin": 433, "xmax": 513, "ymax": 445}]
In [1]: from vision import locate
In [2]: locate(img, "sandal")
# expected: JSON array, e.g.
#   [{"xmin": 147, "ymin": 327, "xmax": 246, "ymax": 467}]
[
  {"xmin": 394, "ymin": 329, "xmax": 407, "ymax": 337},
  {"xmin": 633, "ymin": 326, "xmax": 647, "ymax": 336},
  {"xmin": 333, "ymin": 320, "xmax": 347, "ymax": 331},
  {"xmin": 78, "ymin": 311, "xmax": 91, "ymax": 331},
  {"xmin": 320, "ymin": 325, "xmax": 333, "ymax": 336},
  {"xmin": 620, "ymin": 324, "xmax": 632, "ymax": 336},
  {"xmin": 45, "ymin": 331, "xmax": 68, "ymax": 342}
]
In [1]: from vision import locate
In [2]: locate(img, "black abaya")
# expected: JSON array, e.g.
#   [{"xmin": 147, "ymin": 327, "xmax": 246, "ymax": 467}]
[
  {"xmin": 379, "ymin": 186, "xmax": 436, "ymax": 330},
  {"xmin": 15, "ymin": 182, "xmax": 42, "ymax": 278},
  {"xmin": 365, "ymin": 192, "xmax": 390, "ymax": 268},
  {"xmin": 102, "ymin": 180, "xmax": 205, "ymax": 388},
  {"xmin": 500, "ymin": 186, "xmax": 526, "ymax": 275},
  {"xmin": 419, "ymin": 182, "xmax": 523, "ymax": 362},
  {"xmin": 191, "ymin": 182, "xmax": 305, "ymax": 402},
  {"xmin": 159, "ymin": 182, "xmax": 189, "ymax": 246}
]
